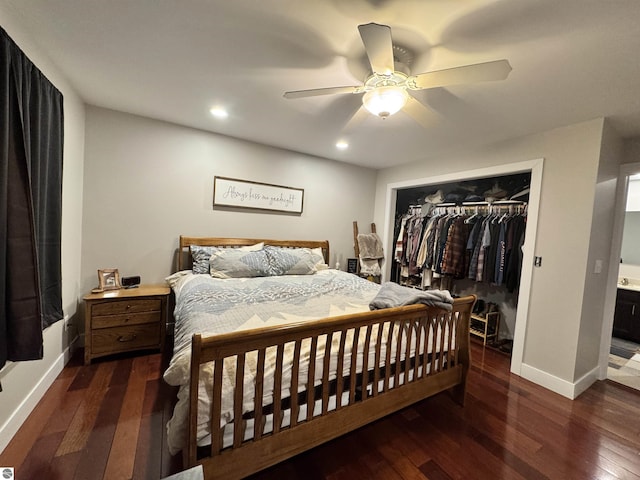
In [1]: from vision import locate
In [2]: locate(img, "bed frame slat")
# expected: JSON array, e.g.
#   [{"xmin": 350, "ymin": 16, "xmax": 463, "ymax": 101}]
[
  {"xmin": 306, "ymin": 337, "xmax": 318, "ymax": 422},
  {"xmin": 372, "ymin": 323, "xmax": 384, "ymax": 396},
  {"xmin": 404, "ymin": 321, "xmax": 414, "ymax": 383},
  {"xmin": 210, "ymin": 357, "xmax": 224, "ymax": 458},
  {"xmin": 429, "ymin": 317, "xmax": 438, "ymax": 376},
  {"xmin": 335, "ymin": 330, "xmax": 346, "ymax": 409},
  {"xmin": 417, "ymin": 321, "xmax": 423, "ymax": 375},
  {"xmin": 233, "ymin": 354, "xmax": 245, "ymax": 448},
  {"xmin": 253, "ymin": 348, "xmax": 266, "ymax": 440},
  {"xmin": 272, "ymin": 344, "xmax": 284, "ymax": 434},
  {"xmin": 393, "ymin": 323, "xmax": 403, "ymax": 388},
  {"xmin": 348, "ymin": 327, "xmax": 360, "ymax": 404},
  {"xmin": 383, "ymin": 321, "xmax": 394, "ymax": 392},
  {"xmin": 361, "ymin": 325, "xmax": 373, "ymax": 399},
  {"xmin": 290, "ymin": 340, "xmax": 302, "ymax": 427},
  {"xmin": 321, "ymin": 332, "xmax": 333, "ymax": 414},
  {"xmin": 438, "ymin": 314, "xmax": 447, "ymax": 372}
]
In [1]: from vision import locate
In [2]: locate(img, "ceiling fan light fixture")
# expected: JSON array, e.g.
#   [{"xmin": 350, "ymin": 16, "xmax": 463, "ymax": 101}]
[{"xmin": 362, "ymin": 86, "xmax": 408, "ymax": 118}]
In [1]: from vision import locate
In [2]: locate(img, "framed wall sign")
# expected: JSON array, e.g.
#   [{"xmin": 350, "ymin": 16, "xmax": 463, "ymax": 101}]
[{"xmin": 213, "ymin": 176, "xmax": 304, "ymax": 214}]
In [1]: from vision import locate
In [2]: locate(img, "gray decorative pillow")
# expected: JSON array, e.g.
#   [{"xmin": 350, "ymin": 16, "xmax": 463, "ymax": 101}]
[
  {"xmin": 265, "ymin": 246, "xmax": 323, "ymax": 276},
  {"xmin": 190, "ymin": 242, "xmax": 264, "ymax": 274},
  {"xmin": 209, "ymin": 248, "xmax": 271, "ymax": 278},
  {"xmin": 190, "ymin": 245, "xmax": 221, "ymax": 274}
]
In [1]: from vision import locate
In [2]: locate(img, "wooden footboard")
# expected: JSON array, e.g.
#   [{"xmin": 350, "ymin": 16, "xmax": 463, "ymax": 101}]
[{"xmin": 185, "ymin": 295, "xmax": 475, "ymax": 480}]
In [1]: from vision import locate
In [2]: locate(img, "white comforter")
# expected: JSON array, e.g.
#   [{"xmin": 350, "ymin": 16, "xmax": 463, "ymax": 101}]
[{"xmin": 163, "ymin": 269, "xmax": 383, "ymax": 454}]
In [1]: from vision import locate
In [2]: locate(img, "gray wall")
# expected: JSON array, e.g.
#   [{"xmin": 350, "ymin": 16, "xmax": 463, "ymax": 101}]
[
  {"xmin": 577, "ymin": 119, "xmax": 622, "ymax": 380},
  {"xmin": 81, "ymin": 107, "xmax": 378, "ymax": 299},
  {"xmin": 373, "ymin": 118, "xmax": 616, "ymax": 395}
]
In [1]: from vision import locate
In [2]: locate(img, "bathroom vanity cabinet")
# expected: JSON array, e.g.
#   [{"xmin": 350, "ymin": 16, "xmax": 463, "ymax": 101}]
[{"xmin": 613, "ymin": 288, "xmax": 640, "ymax": 343}]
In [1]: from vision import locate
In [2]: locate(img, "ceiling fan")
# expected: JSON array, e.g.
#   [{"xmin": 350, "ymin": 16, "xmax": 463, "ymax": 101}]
[{"xmin": 283, "ymin": 23, "xmax": 512, "ymax": 125}]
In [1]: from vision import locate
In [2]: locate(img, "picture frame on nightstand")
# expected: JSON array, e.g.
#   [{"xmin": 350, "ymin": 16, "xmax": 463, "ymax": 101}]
[{"xmin": 98, "ymin": 268, "xmax": 121, "ymax": 290}]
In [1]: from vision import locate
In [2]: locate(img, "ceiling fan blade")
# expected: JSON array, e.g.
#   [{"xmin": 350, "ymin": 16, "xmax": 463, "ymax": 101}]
[
  {"xmin": 402, "ymin": 96, "xmax": 437, "ymax": 129},
  {"xmin": 358, "ymin": 23, "xmax": 395, "ymax": 75},
  {"xmin": 407, "ymin": 59, "xmax": 512, "ymax": 90},
  {"xmin": 283, "ymin": 86, "xmax": 362, "ymax": 99},
  {"xmin": 342, "ymin": 106, "xmax": 369, "ymax": 133}
]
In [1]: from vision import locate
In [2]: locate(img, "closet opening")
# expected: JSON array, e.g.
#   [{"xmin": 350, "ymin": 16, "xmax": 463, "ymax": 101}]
[
  {"xmin": 392, "ymin": 172, "xmax": 530, "ymax": 358},
  {"xmin": 606, "ymin": 167, "xmax": 640, "ymax": 390},
  {"xmin": 381, "ymin": 158, "xmax": 544, "ymax": 376}
]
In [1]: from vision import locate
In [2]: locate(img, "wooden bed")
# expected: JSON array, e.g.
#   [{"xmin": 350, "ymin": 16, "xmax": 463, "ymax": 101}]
[{"xmin": 172, "ymin": 236, "xmax": 475, "ymax": 480}]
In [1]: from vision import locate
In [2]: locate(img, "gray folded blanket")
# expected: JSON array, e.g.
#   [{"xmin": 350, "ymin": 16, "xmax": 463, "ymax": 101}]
[{"xmin": 369, "ymin": 282, "xmax": 454, "ymax": 311}]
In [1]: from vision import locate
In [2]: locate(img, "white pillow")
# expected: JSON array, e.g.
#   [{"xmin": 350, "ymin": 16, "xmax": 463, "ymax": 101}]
[{"xmin": 311, "ymin": 247, "xmax": 329, "ymax": 270}]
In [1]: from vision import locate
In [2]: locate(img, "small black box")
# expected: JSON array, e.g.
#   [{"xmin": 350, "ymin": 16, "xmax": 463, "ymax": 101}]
[{"xmin": 121, "ymin": 275, "xmax": 141, "ymax": 287}]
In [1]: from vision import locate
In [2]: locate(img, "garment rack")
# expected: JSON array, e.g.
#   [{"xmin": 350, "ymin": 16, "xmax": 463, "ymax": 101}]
[{"xmin": 425, "ymin": 200, "xmax": 527, "ymax": 219}]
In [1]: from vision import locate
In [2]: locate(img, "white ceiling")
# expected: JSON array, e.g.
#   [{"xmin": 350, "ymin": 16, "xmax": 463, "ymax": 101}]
[{"xmin": 5, "ymin": 0, "xmax": 640, "ymax": 169}]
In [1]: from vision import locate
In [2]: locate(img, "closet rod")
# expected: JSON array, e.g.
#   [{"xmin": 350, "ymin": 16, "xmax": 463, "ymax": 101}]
[{"xmin": 460, "ymin": 200, "xmax": 527, "ymax": 206}]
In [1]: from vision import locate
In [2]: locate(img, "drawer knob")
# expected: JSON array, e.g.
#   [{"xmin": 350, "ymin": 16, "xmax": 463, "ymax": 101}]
[{"xmin": 118, "ymin": 334, "xmax": 137, "ymax": 343}]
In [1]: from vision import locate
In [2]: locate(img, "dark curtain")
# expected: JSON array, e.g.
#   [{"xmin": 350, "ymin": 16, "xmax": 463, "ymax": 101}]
[{"xmin": 0, "ymin": 27, "xmax": 64, "ymax": 370}]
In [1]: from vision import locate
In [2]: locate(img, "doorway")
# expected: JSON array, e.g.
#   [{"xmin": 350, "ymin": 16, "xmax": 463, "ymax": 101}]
[{"xmin": 606, "ymin": 168, "xmax": 640, "ymax": 389}]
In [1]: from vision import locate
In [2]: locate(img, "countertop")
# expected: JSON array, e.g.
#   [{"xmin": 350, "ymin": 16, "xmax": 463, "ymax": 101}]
[{"xmin": 618, "ymin": 279, "xmax": 640, "ymax": 292}]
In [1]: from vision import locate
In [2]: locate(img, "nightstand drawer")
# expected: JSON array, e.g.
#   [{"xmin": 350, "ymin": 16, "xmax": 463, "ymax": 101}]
[
  {"xmin": 92, "ymin": 311, "xmax": 161, "ymax": 329},
  {"xmin": 92, "ymin": 298, "xmax": 161, "ymax": 316},
  {"xmin": 91, "ymin": 324, "xmax": 161, "ymax": 354}
]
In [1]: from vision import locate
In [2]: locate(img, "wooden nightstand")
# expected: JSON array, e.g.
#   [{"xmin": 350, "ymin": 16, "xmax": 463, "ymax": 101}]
[{"xmin": 83, "ymin": 284, "xmax": 170, "ymax": 365}]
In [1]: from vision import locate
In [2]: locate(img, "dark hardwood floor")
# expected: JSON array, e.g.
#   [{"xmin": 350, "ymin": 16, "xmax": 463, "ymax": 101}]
[
  {"xmin": 2, "ymin": 341, "xmax": 640, "ymax": 480},
  {"xmin": 0, "ymin": 349, "xmax": 181, "ymax": 480}
]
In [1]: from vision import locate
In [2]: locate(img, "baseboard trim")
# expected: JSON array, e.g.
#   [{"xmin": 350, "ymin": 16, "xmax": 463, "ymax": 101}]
[
  {"xmin": 520, "ymin": 362, "xmax": 597, "ymax": 400},
  {"xmin": 0, "ymin": 335, "xmax": 78, "ymax": 454},
  {"xmin": 572, "ymin": 366, "xmax": 600, "ymax": 398}
]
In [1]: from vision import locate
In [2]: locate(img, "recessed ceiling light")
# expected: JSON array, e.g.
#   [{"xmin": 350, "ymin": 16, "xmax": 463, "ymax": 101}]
[
  {"xmin": 336, "ymin": 141, "xmax": 349, "ymax": 150},
  {"xmin": 209, "ymin": 107, "xmax": 228, "ymax": 119}
]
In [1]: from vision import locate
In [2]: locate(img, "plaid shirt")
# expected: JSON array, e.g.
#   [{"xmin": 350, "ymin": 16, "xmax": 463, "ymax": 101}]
[{"xmin": 441, "ymin": 217, "xmax": 468, "ymax": 278}]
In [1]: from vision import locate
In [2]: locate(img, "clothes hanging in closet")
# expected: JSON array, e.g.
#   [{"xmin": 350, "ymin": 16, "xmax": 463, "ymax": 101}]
[{"xmin": 394, "ymin": 206, "xmax": 527, "ymax": 292}]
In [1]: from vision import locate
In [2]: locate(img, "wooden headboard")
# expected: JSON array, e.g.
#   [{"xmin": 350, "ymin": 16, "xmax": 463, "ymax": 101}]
[{"xmin": 178, "ymin": 236, "xmax": 330, "ymax": 271}]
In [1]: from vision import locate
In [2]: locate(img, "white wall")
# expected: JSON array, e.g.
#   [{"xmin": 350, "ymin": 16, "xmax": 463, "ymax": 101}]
[
  {"xmin": 81, "ymin": 106, "xmax": 377, "ymax": 300},
  {"xmin": 625, "ymin": 179, "xmax": 640, "ymax": 211},
  {"xmin": 0, "ymin": 10, "xmax": 85, "ymax": 453},
  {"xmin": 373, "ymin": 119, "xmax": 610, "ymax": 396}
]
